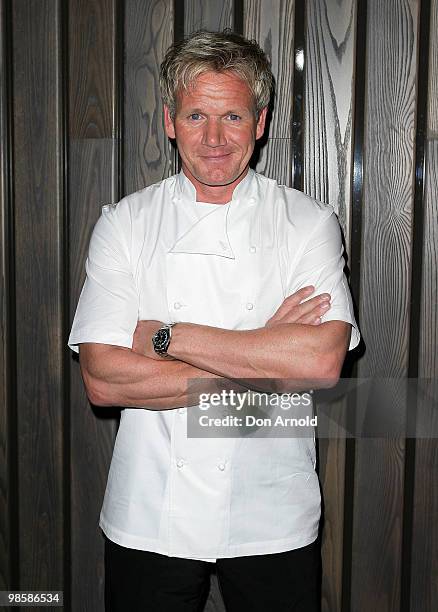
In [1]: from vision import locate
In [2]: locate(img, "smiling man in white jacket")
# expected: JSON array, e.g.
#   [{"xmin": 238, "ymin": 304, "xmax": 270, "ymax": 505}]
[{"xmin": 68, "ymin": 29, "xmax": 360, "ymax": 612}]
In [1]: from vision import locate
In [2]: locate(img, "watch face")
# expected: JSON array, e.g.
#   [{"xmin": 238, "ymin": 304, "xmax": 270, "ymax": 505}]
[{"xmin": 153, "ymin": 327, "xmax": 170, "ymax": 354}]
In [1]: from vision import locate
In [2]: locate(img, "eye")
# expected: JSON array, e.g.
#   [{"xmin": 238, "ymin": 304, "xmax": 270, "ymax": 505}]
[
  {"xmin": 227, "ymin": 114, "xmax": 241, "ymax": 121},
  {"xmin": 189, "ymin": 113, "xmax": 202, "ymax": 120}
]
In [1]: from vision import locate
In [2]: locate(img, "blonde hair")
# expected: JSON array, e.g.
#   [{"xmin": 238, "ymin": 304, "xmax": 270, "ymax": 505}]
[{"xmin": 159, "ymin": 29, "xmax": 275, "ymax": 119}]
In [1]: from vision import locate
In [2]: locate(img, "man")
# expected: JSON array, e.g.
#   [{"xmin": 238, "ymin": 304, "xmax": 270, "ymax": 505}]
[{"xmin": 68, "ymin": 30, "xmax": 360, "ymax": 611}]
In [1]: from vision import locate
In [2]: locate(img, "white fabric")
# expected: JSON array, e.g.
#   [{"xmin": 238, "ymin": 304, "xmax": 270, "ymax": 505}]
[{"xmin": 68, "ymin": 169, "xmax": 360, "ymax": 561}]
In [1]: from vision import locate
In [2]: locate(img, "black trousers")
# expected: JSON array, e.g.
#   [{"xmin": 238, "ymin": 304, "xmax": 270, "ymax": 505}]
[{"xmin": 104, "ymin": 535, "xmax": 321, "ymax": 612}]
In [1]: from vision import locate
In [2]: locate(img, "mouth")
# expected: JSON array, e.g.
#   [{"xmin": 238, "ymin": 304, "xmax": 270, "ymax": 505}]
[{"xmin": 201, "ymin": 154, "xmax": 231, "ymax": 161}]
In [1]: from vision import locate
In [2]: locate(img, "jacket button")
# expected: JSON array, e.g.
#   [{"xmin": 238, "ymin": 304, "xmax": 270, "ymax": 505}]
[
  {"xmin": 174, "ymin": 301, "xmax": 182, "ymax": 310},
  {"xmin": 249, "ymin": 246, "xmax": 257, "ymax": 253},
  {"xmin": 176, "ymin": 459, "xmax": 185, "ymax": 468},
  {"xmin": 217, "ymin": 463, "xmax": 226, "ymax": 471},
  {"xmin": 246, "ymin": 302, "xmax": 254, "ymax": 310}
]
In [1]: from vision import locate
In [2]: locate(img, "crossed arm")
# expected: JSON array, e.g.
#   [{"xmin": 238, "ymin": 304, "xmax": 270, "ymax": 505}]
[{"xmin": 79, "ymin": 286, "xmax": 351, "ymax": 410}]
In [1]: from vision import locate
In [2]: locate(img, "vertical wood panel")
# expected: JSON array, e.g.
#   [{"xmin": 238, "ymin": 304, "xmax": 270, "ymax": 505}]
[
  {"xmin": 303, "ymin": 3, "xmax": 357, "ymax": 610},
  {"xmin": 244, "ymin": 0, "xmax": 295, "ymax": 184},
  {"xmin": 352, "ymin": 1, "xmax": 419, "ymax": 609},
  {"xmin": 410, "ymin": 1, "xmax": 438, "ymax": 607},
  {"xmin": 304, "ymin": 0, "xmax": 356, "ymax": 236},
  {"xmin": 68, "ymin": 1, "xmax": 118, "ymax": 609},
  {"xmin": 124, "ymin": 0, "xmax": 174, "ymax": 194},
  {"xmin": 69, "ymin": 141, "xmax": 117, "ymax": 611},
  {"xmin": 410, "ymin": 140, "xmax": 438, "ymax": 611},
  {"xmin": 252, "ymin": 139, "xmax": 293, "ymax": 187},
  {"xmin": 185, "ymin": 0, "xmax": 234, "ymax": 33},
  {"xmin": 69, "ymin": 0, "xmax": 117, "ymax": 139},
  {"xmin": 427, "ymin": 0, "xmax": 438, "ymax": 138},
  {"xmin": 12, "ymin": 0, "xmax": 64, "ymax": 592},
  {"xmin": 0, "ymin": 0, "xmax": 11, "ymax": 591}
]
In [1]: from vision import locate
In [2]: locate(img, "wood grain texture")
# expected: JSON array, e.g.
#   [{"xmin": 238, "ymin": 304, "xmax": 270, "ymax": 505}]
[
  {"xmin": 124, "ymin": 0, "xmax": 175, "ymax": 195},
  {"xmin": 427, "ymin": 0, "xmax": 438, "ymax": 136},
  {"xmin": 353, "ymin": 1, "xmax": 419, "ymax": 610},
  {"xmin": 317, "ymin": 404, "xmax": 347, "ymax": 612},
  {"xmin": 244, "ymin": 0, "xmax": 295, "ymax": 140},
  {"xmin": 244, "ymin": 0, "xmax": 294, "ymax": 184},
  {"xmin": 303, "ymin": 3, "xmax": 357, "ymax": 609},
  {"xmin": 0, "ymin": 0, "xmax": 10, "ymax": 591},
  {"xmin": 68, "ymin": 4, "xmax": 119, "ymax": 610},
  {"xmin": 12, "ymin": 0, "xmax": 64, "ymax": 591},
  {"xmin": 185, "ymin": 0, "xmax": 233, "ymax": 33},
  {"xmin": 251, "ymin": 138, "xmax": 292, "ymax": 186},
  {"xmin": 419, "ymin": 0, "xmax": 438, "ymax": 379},
  {"xmin": 69, "ymin": 140, "xmax": 118, "ymax": 612},
  {"xmin": 411, "ymin": 432, "xmax": 438, "ymax": 612},
  {"xmin": 304, "ymin": 0, "xmax": 356, "ymax": 239},
  {"xmin": 69, "ymin": 0, "xmax": 117, "ymax": 139},
  {"xmin": 410, "ymin": 22, "xmax": 438, "ymax": 598}
]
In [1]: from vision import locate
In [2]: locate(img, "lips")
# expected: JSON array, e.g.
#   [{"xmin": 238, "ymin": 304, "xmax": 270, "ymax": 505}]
[{"xmin": 201, "ymin": 153, "xmax": 231, "ymax": 159}]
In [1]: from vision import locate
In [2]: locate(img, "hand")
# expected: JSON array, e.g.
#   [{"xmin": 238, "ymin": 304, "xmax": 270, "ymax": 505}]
[
  {"xmin": 265, "ymin": 286, "xmax": 331, "ymax": 328},
  {"xmin": 132, "ymin": 320, "xmax": 176, "ymax": 360}
]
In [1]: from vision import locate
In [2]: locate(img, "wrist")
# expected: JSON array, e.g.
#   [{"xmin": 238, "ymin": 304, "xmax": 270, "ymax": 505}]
[{"xmin": 166, "ymin": 322, "xmax": 190, "ymax": 359}]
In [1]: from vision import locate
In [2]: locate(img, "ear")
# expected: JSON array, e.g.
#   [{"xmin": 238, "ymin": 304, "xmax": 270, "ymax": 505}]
[
  {"xmin": 163, "ymin": 105, "xmax": 176, "ymax": 139},
  {"xmin": 255, "ymin": 107, "xmax": 268, "ymax": 140}
]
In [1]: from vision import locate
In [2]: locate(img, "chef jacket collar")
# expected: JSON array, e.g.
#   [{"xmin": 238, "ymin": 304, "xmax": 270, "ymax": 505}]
[
  {"xmin": 173, "ymin": 166, "xmax": 256, "ymax": 206},
  {"xmin": 169, "ymin": 167, "xmax": 258, "ymax": 259}
]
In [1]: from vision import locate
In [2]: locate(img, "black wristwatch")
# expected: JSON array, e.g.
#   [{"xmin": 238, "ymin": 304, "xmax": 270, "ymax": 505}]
[{"xmin": 151, "ymin": 323, "xmax": 175, "ymax": 356}]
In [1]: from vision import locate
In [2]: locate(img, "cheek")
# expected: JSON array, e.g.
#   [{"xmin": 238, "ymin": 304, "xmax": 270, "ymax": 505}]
[
  {"xmin": 237, "ymin": 136, "xmax": 255, "ymax": 155},
  {"xmin": 177, "ymin": 132, "xmax": 199, "ymax": 151}
]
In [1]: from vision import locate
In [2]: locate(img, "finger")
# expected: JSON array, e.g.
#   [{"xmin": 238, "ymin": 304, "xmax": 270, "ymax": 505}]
[
  {"xmin": 272, "ymin": 287, "xmax": 317, "ymax": 319},
  {"xmin": 281, "ymin": 295, "xmax": 330, "ymax": 322},
  {"xmin": 295, "ymin": 294, "xmax": 330, "ymax": 317},
  {"xmin": 297, "ymin": 312, "xmax": 325, "ymax": 325},
  {"xmin": 302, "ymin": 292, "xmax": 330, "ymax": 305},
  {"xmin": 283, "ymin": 285, "xmax": 315, "ymax": 305},
  {"xmin": 296, "ymin": 299, "xmax": 331, "ymax": 322}
]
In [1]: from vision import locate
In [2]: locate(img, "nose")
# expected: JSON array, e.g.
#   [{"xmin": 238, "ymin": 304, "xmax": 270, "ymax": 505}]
[{"xmin": 202, "ymin": 118, "xmax": 227, "ymax": 147}]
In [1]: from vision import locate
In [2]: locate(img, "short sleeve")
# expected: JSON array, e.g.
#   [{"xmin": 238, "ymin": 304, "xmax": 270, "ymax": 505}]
[
  {"xmin": 287, "ymin": 211, "xmax": 360, "ymax": 351},
  {"xmin": 67, "ymin": 203, "xmax": 139, "ymax": 353}
]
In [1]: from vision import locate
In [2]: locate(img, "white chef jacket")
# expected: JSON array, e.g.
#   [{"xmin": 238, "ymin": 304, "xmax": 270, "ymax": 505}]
[{"xmin": 68, "ymin": 168, "xmax": 360, "ymax": 561}]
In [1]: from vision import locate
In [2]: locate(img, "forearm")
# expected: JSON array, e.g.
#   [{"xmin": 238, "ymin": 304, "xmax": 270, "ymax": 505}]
[
  {"xmin": 79, "ymin": 343, "xmax": 238, "ymax": 410},
  {"xmin": 168, "ymin": 321, "xmax": 350, "ymax": 392}
]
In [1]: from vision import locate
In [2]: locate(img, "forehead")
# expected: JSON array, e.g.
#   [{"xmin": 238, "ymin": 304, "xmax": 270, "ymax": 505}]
[{"xmin": 176, "ymin": 70, "xmax": 255, "ymax": 111}]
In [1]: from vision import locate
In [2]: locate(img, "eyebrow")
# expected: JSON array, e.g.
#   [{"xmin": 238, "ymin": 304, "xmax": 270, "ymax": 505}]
[{"xmin": 184, "ymin": 108, "xmax": 246, "ymax": 115}]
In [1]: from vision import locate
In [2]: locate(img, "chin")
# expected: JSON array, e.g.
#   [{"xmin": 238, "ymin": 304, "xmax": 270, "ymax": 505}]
[
  {"xmin": 197, "ymin": 167, "xmax": 245, "ymax": 187},
  {"xmin": 203, "ymin": 176, "xmax": 236, "ymax": 186}
]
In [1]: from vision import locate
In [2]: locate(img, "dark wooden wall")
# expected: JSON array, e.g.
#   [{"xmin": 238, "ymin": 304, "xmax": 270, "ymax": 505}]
[{"xmin": 1, "ymin": 1, "xmax": 437, "ymax": 610}]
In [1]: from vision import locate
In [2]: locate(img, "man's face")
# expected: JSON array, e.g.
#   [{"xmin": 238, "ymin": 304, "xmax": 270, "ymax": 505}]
[{"xmin": 164, "ymin": 70, "xmax": 267, "ymax": 202}]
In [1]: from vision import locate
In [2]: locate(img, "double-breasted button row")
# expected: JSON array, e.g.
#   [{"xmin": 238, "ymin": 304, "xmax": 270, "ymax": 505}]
[
  {"xmin": 171, "ymin": 300, "xmax": 255, "ymax": 311},
  {"xmin": 175, "ymin": 459, "xmax": 227, "ymax": 471}
]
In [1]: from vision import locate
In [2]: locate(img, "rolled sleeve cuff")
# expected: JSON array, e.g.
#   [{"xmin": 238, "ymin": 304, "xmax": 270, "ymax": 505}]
[
  {"xmin": 68, "ymin": 328, "xmax": 133, "ymax": 354},
  {"xmin": 320, "ymin": 312, "xmax": 360, "ymax": 351}
]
